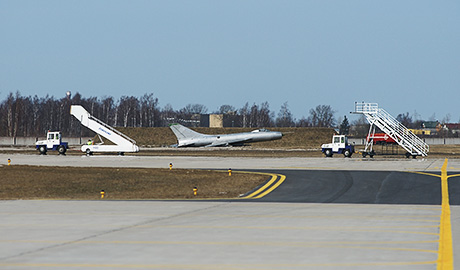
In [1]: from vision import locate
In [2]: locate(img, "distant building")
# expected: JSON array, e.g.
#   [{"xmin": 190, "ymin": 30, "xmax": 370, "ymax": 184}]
[
  {"xmin": 421, "ymin": 121, "xmax": 439, "ymax": 129},
  {"xmin": 200, "ymin": 114, "xmax": 243, "ymax": 127},
  {"xmin": 444, "ymin": 123, "xmax": 460, "ymax": 136},
  {"xmin": 420, "ymin": 121, "xmax": 441, "ymax": 135}
]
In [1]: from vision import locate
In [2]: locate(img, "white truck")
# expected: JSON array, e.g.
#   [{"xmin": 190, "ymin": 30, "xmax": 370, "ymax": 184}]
[
  {"xmin": 70, "ymin": 105, "xmax": 139, "ymax": 155},
  {"xmin": 35, "ymin": 131, "xmax": 69, "ymax": 155},
  {"xmin": 321, "ymin": 135, "xmax": 354, "ymax": 158}
]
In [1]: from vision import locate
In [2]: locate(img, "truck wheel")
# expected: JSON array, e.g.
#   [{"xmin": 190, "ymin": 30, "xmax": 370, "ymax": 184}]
[
  {"xmin": 38, "ymin": 146, "xmax": 47, "ymax": 155},
  {"xmin": 85, "ymin": 148, "xmax": 92, "ymax": 156},
  {"xmin": 57, "ymin": 145, "xmax": 66, "ymax": 155},
  {"xmin": 325, "ymin": 149, "xmax": 333, "ymax": 157},
  {"xmin": 343, "ymin": 149, "xmax": 352, "ymax": 158},
  {"xmin": 405, "ymin": 152, "xmax": 411, "ymax": 159}
]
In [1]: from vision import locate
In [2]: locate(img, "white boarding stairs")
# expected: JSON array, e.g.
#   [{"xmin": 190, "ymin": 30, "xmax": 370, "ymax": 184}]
[
  {"xmin": 354, "ymin": 102, "xmax": 429, "ymax": 157},
  {"xmin": 70, "ymin": 105, "xmax": 139, "ymax": 154}
]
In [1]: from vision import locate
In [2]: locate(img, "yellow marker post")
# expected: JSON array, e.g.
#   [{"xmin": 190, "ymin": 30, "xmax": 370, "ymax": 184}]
[
  {"xmin": 193, "ymin": 187, "xmax": 197, "ymax": 196},
  {"xmin": 169, "ymin": 163, "xmax": 173, "ymax": 170},
  {"xmin": 7, "ymin": 159, "xmax": 11, "ymax": 166},
  {"xmin": 228, "ymin": 168, "xmax": 232, "ymax": 176},
  {"xmin": 100, "ymin": 190, "xmax": 105, "ymax": 199}
]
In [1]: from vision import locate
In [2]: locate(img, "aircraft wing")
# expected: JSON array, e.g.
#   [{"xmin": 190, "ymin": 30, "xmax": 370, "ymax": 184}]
[{"xmin": 207, "ymin": 138, "xmax": 251, "ymax": 147}]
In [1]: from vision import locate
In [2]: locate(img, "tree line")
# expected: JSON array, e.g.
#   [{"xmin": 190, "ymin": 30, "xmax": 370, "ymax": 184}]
[
  {"xmin": 1, "ymin": 91, "xmax": 456, "ymax": 138},
  {"xmin": 0, "ymin": 92, "xmax": 338, "ymax": 137}
]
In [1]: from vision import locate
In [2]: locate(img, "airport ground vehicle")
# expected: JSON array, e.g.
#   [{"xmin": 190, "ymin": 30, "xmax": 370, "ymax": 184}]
[
  {"xmin": 321, "ymin": 135, "xmax": 354, "ymax": 158},
  {"xmin": 70, "ymin": 105, "xmax": 139, "ymax": 155},
  {"xmin": 35, "ymin": 131, "xmax": 68, "ymax": 155}
]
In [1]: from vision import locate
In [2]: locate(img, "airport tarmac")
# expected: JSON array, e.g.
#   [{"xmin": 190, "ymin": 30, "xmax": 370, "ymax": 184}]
[
  {"xmin": 1, "ymin": 153, "xmax": 458, "ymax": 171},
  {"xmin": 1, "ymin": 200, "xmax": 455, "ymax": 270},
  {"xmin": 0, "ymin": 154, "xmax": 459, "ymax": 269}
]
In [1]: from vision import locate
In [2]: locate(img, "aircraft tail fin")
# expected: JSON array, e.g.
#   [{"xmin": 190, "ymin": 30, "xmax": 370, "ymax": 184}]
[{"xmin": 169, "ymin": 124, "xmax": 204, "ymax": 140}]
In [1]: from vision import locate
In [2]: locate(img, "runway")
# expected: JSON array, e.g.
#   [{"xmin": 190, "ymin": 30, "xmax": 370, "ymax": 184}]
[
  {"xmin": 1, "ymin": 153, "xmax": 457, "ymax": 171},
  {"xmin": 256, "ymin": 170, "xmax": 460, "ymax": 205},
  {"xmin": 0, "ymin": 154, "xmax": 458, "ymax": 269}
]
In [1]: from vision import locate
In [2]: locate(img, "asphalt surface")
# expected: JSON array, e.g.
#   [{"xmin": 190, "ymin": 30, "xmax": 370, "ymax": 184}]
[
  {"xmin": 254, "ymin": 170, "xmax": 460, "ymax": 205},
  {"xmin": 1, "ymin": 154, "xmax": 459, "ymax": 269}
]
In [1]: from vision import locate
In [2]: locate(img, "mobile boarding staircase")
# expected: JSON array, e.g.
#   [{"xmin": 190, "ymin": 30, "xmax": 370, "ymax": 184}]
[
  {"xmin": 70, "ymin": 105, "xmax": 139, "ymax": 155},
  {"xmin": 353, "ymin": 102, "xmax": 429, "ymax": 158}
]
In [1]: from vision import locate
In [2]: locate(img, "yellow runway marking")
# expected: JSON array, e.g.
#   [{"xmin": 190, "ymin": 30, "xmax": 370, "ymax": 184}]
[
  {"xmin": 438, "ymin": 159, "xmax": 453, "ymax": 270},
  {"xmin": 403, "ymin": 159, "xmax": 454, "ymax": 269},
  {"xmin": 447, "ymin": 173, "xmax": 460, "ymax": 179},
  {"xmin": 211, "ymin": 170, "xmax": 286, "ymax": 199},
  {"xmin": 240, "ymin": 172, "xmax": 285, "ymax": 199}
]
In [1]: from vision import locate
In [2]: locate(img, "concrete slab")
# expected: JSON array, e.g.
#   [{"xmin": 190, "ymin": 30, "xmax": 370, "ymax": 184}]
[
  {"xmin": 1, "ymin": 154, "xmax": 458, "ymax": 269},
  {"xmin": 0, "ymin": 200, "xmax": 447, "ymax": 270},
  {"xmin": 1, "ymin": 153, "xmax": 458, "ymax": 172}
]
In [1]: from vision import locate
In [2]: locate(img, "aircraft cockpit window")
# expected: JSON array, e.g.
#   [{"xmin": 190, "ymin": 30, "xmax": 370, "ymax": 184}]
[{"xmin": 252, "ymin": 129, "xmax": 269, "ymax": 133}]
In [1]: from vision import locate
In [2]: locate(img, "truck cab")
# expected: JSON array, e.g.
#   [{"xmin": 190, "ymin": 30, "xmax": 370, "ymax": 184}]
[
  {"xmin": 321, "ymin": 135, "xmax": 354, "ymax": 158},
  {"xmin": 35, "ymin": 131, "xmax": 68, "ymax": 155}
]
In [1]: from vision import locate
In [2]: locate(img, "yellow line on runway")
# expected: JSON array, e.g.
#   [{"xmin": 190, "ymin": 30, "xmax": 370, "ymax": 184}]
[
  {"xmin": 241, "ymin": 173, "xmax": 285, "ymax": 199},
  {"xmin": 211, "ymin": 170, "xmax": 285, "ymax": 199},
  {"xmin": 437, "ymin": 158, "xmax": 453, "ymax": 270},
  {"xmin": 410, "ymin": 171, "xmax": 442, "ymax": 178},
  {"xmin": 242, "ymin": 173, "xmax": 277, "ymax": 198},
  {"xmin": 252, "ymin": 174, "xmax": 286, "ymax": 199},
  {"xmin": 447, "ymin": 173, "xmax": 460, "ymax": 179},
  {"xmin": 406, "ymin": 159, "xmax": 454, "ymax": 269}
]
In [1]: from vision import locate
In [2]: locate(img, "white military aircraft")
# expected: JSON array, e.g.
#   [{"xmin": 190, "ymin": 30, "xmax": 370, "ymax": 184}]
[{"xmin": 170, "ymin": 124, "xmax": 283, "ymax": 147}]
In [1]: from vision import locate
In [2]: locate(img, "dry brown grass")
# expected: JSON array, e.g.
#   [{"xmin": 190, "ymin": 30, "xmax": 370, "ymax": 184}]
[{"xmin": 0, "ymin": 166, "xmax": 267, "ymax": 200}]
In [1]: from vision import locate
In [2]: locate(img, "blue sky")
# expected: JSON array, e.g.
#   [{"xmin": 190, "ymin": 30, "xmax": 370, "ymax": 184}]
[{"xmin": 1, "ymin": 0, "xmax": 459, "ymax": 123}]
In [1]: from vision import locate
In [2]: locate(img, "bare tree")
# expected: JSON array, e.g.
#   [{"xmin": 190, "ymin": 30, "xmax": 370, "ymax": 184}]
[
  {"xmin": 117, "ymin": 96, "xmax": 139, "ymax": 127},
  {"xmin": 339, "ymin": 116, "xmax": 350, "ymax": 135},
  {"xmin": 307, "ymin": 105, "xmax": 336, "ymax": 127},
  {"xmin": 239, "ymin": 102, "xmax": 250, "ymax": 127},
  {"xmin": 179, "ymin": 104, "xmax": 208, "ymax": 115},
  {"xmin": 296, "ymin": 117, "xmax": 311, "ymax": 127},
  {"xmin": 161, "ymin": 104, "xmax": 176, "ymax": 125},
  {"xmin": 276, "ymin": 102, "xmax": 295, "ymax": 127},
  {"xmin": 396, "ymin": 112, "xmax": 412, "ymax": 127},
  {"xmin": 139, "ymin": 93, "xmax": 159, "ymax": 127},
  {"xmin": 350, "ymin": 115, "xmax": 369, "ymax": 137},
  {"xmin": 218, "ymin": 104, "xmax": 235, "ymax": 114},
  {"xmin": 101, "ymin": 96, "xmax": 115, "ymax": 126}
]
